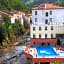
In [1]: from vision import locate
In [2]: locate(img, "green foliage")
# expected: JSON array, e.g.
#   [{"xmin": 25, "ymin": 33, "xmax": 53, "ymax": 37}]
[
  {"xmin": 3, "ymin": 14, "xmax": 10, "ymax": 22},
  {"xmin": 12, "ymin": 0, "xmax": 27, "ymax": 12},
  {"xmin": 21, "ymin": 24, "xmax": 25, "ymax": 34},
  {"xmin": 0, "ymin": 24, "xmax": 7, "ymax": 45},
  {"xmin": 60, "ymin": 2, "xmax": 64, "ymax": 6},
  {"xmin": 11, "ymin": 19, "xmax": 25, "ymax": 37},
  {"xmin": 54, "ymin": 0, "xmax": 64, "ymax": 7},
  {"xmin": 0, "ymin": 0, "xmax": 27, "ymax": 12},
  {"xmin": 0, "ymin": 14, "xmax": 25, "ymax": 46},
  {"xmin": 53, "ymin": 62, "xmax": 61, "ymax": 64},
  {"xmin": 54, "ymin": 0, "xmax": 62, "ymax": 6},
  {"xmin": 3, "ymin": 14, "xmax": 11, "ymax": 28},
  {"xmin": 25, "ymin": 0, "xmax": 34, "ymax": 5}
]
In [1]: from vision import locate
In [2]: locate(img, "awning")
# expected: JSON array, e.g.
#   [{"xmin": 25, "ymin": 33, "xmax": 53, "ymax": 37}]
[{"xmin": 30, "ymin": 38, "xmax": 57, "ymax": 43}]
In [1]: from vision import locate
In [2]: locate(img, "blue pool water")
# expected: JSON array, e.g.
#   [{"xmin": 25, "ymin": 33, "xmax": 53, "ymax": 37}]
[{"xmin": 35, "ymin": 46, "xmax": 57, "ymax": 56}]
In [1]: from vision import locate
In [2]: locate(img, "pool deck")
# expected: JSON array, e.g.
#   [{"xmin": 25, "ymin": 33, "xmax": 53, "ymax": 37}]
[{"xmin": 24, "ymin": 45, "xmax": 64, "ymax": 63}]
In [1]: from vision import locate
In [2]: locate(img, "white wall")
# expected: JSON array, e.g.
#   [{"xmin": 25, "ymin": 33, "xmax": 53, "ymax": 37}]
[
  {"xmin": 10, "ymin": 17, "xmax": 15, "ymax": 23},
  {"xmin": 32, "ymin": 9, "xmax": 64, "ymax": 25},
  {"xmin": 30, "ymin": 24, "xmax": 64, "ymax": 38},
  {"xmin": 18, "ymin": 18, "xmax": 24, "ymax": 25},
  {"xmin": 24, "ymin": 16, "xmax": 32, "ymax": 24},
  {"xmin": 31, "ymin": 9, "xmax": 64, "ymax": 39}
]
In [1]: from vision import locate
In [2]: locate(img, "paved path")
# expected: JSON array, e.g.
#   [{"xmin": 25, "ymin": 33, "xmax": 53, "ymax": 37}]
[{"xmin": 15, "ymin": 55, "xmax": 32, "ymax": 64}]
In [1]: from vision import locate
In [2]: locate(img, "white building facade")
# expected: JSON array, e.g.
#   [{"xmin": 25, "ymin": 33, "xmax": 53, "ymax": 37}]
[
  {"xmin": 30, "ymin": 3, "xmax": 64, "ymax": 43},
  {"xmin": 9, "ymin": 11, "xmax": 25, "ymax": 25}
]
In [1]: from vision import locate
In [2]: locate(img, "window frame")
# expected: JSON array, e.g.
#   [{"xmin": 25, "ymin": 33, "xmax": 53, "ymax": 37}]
[
  {"xmin": 45, "ymin": 19, "xmax": 48, "ymax": 24},
  {"xmin": 46, "ymin": 12, "xmax": 48, "ymax": 17},
  {"xmin": 45, "ymin": 26, "xmax": 47, "ymax": 30},
  {"xmin": 50, "ymin": 18, "xmax": 52, "ymax": 22},
  {"xmin": 51, "ymin": 26, "xmax": 54, "ymax": 30},
  {"xmin": 45, "ymin": 34, "xmax": 47, "ymax": 39},
  {"xmin": 35, "ymin": 11, "xmax": 37, "ymax": 15},
  {"xmin": 39, "ymin": 27, "xmax": 41, "ymax": 31},
  {"xmin": 33, "ymin": 34, "xmax": 35, "ymax": 38},
  {"xmin": 39, "ymin": 34, "xmax": 41, "ymax": 38},
  {"xmin": 33, "ymin": 27, "xmax": 35, "ymax": 31},
  {"xmin": 51, "ymin": 34, "xmax": 53, "ymax": 38},
  {"xmin": 50, "ymin": 11, "xmax": 52, "ymax": 15},
  {"xmin": 35, "ymin": 18, "xmax": 37, "ymax": 22}
]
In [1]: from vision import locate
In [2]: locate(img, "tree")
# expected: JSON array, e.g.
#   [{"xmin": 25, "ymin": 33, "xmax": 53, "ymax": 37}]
[
  {"xmin": 0, "ymin": 0, "xmax": 27, "ymax": 12},
  {"xmin": 3, "ymin": 14, "xmax": 11, "ymax": 28},
  {"xmin": 1, "ymin": 14, "xmax": 25, "ymax": 46},
  {"xmin": 11, "ymin": 19, "xmax": 25, "ymax": 37},
  {"xmin": 0, "ymin": 24, "xmax": 7, "ymax": 45},
  {"xmin": 54, "ymin": 0, "xmax": 62, "ymax": 6},
  {"xmin": 60, "ymin": 2, "xmax": 64, "ymax": 6}
]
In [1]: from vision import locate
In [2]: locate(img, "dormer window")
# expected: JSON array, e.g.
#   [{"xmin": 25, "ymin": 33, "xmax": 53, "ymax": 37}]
[{"xmin": 40, "ymin": 6, "xmax": 45, "ymax": 8}]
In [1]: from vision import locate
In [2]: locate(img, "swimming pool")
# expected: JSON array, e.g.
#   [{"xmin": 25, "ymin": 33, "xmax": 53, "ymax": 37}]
[{"xmin": 35, "ymin": 46, "xmax": 57, "ymax": 56}]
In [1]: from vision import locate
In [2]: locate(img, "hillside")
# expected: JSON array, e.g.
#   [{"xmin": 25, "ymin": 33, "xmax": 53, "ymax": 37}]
[
  {"xmin": 0, "ymin": 0, "xmax": 27, "ymax": 12},
  {"xmin": 22, "ymin": 0, "xmax": 64, "ymax": 7}
]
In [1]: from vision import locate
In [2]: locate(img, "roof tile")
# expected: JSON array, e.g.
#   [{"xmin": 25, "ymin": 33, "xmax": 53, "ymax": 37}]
[{"xmin": 32, "ymin": 3, "xmax": 64, "ymax": 10}]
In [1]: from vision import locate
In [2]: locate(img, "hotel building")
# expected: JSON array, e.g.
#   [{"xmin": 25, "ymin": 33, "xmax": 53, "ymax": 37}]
[{"xmin": 24, "ymin": 3, "xmax": 64, "ymax": 64}]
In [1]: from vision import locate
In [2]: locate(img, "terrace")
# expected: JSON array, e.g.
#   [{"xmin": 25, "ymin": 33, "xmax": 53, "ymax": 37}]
[{"xmin": 24, "ymin": 45, "xmax": 64, "ymax": 64}]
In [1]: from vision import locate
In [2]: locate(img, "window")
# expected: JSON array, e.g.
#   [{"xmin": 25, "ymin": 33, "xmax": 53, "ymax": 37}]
[
  {"xmin": 33, "ymin": 27, "xmax": 35, "ymax": 31},
  {"xmin": 46, "ymin": 12, "xmax": 48, "ymax": 16},
  {"xmin": 39, "ymin": 27, "xmax": 41, "ymax": 31},
  {"xmin": 34, "ymin": 42, "xmax": 36, "ymax": 45},
  {"xmin": 45, "ymin": 34, "xmax": 47, "ymax": 38},
  {"xmin": 45, "ymin": 19, "xmax": 48, "ymax": 24},
  {"xmin": 50, "ymin": 18, "xmax": 52, "ymax": 22},
  {"xmin": 51, "ymin": 34, "xmax": 53, "ymax": 38},
  {"xmin": 35, "ymin": 11, "xmax": 37, "ymax": 15},
  {"xmin": 33, "ymin": 34, "xmax": 35, "ymax": 38},
  {"xmin": 45, "ymin": 26, "xmax": 47, "ymax": 30},
  {"xmin": 41, "ymin": 43, "xmax": 45, "ymax": 46},
  {"xmin": 48, "ymin": 43, "xmax": 50, "ymax": 46},
  {"xmin": 50, "ymin": 11, "xmax": 52, "ymax": 15},
  {"xmin": 39, "ymin": 34, "xmax": 41, "ymax": 38},
  {"xmin": 51, "ymin": 26, "xmax": 53, "ymax": 30},
  {"xmin": 35, "ymin": 18, "xmax": 37, "ymax": 22},
  {"xmin": 30, "ymin": 19, "xmax": 32, "ymax": 24}
]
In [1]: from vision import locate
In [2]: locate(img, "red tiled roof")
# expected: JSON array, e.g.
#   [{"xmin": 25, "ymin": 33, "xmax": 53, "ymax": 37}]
[
  {"xmin": 25, "ymin": 13, "xmax": 32, "ymax": 17},
  {"xmin": 32, "ymin": 3, "xmax": 64, "ymax": 10}
]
